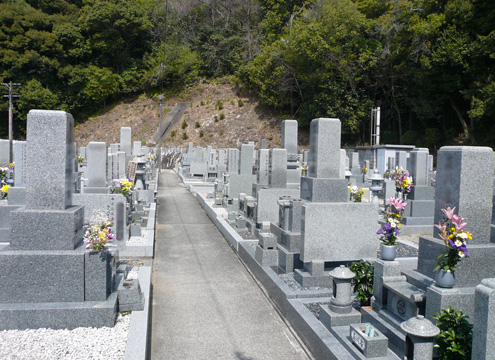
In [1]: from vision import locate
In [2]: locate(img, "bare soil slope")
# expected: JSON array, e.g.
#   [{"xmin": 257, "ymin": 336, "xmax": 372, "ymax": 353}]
[{"xmin": 75, "ymin": 82, "xmax": 309, "ymax": 149}]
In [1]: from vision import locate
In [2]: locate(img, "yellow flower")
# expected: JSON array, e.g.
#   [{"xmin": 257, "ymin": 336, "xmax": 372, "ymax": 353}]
[
  {"xmin": 9, "ymin": 162, "xmax": 14, "ymax": 168},
  {"xmin": 98, "ymin": 232, "xmax": 105, "ymax": 239},
  {"xmin": 1, "ymin": 184, "xmax": 9, "ymax": 194}
]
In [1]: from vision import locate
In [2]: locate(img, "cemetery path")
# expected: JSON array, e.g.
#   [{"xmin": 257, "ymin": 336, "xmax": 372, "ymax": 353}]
[{"xmin": 150, "ymin": 170, "xmax": 311, "ymax": 360}]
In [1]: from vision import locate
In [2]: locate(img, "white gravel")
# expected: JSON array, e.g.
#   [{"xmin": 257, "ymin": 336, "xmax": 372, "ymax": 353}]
[
  {"xmin": 0, "ymin": 313, "xmax": 130, "ymax": 360},
  {"xmin": 126, "ymin": 234, "xmax": 147, "ymax": 245}
]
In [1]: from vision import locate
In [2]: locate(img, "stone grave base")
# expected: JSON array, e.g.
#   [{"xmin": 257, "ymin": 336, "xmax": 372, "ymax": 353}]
[
  {"xmin": 425, "ymin": 285, "xmax": 475, "ymax": 322},
  {"xmin": 294, "ymin": 269, "xmax": 333, "ymax": 288},
  {"xmin": 254, "ymin": 245, "xmax": 278, "ymax": 267},
  {"xmin": 277, "ymin": 245, "xmax": 302, "ymax": 273},
  {"xmin": 0, "ymin": 293, "xmax": 118, "ymax": 330},
  {"xmin": 319, "ymin": 305, "xmax": 361, "ymax": 328}
]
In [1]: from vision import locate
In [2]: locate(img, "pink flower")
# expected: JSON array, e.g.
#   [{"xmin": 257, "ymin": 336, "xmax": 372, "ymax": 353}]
[
  {"xmin": 452, "ymin": 214, "xmax": 467, "ymax": 231},
  {"xmin": 441, "ymin": 207, "xmax": 455, "ymax": 220},
  {"xmin": 387, "ymin": 196, "xmax": 407, "ymax": 211},
  {"xmin": 434, "ymin": 223, "xmax": 447, "ymax": 233}
]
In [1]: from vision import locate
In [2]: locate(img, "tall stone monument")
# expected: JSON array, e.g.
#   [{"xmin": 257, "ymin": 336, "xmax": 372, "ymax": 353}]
[{"xmin": 0, "ymin": 110, "xmax": 119, "ymax": 330}]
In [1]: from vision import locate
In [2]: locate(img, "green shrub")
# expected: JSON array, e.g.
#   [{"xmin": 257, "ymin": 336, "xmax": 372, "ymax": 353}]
[
  {"xmin": 181, "ymin": 120, "xmax": 188, "ymax": 129},
  {"xmin": 425, "ymin": 128, "xmax": 442, "ymax": 149},
  {"xmin": 199, "ymin": 130, "xmax": 204, "ymax": 137},
  {"xmin": 200, "ymin": 100, "xmax": 205, "ymax": 106},
  {"xmin": 268, "ymin": 134, "xmax": 273, "ymax": 141},
  {"xmin": 238, "ymin": 99, "xmax": 244, "ymax": 107},
  {"xmin": 219, "ymin": 129, "xmax": 224, "ymax": 136},
  {"xmin": 215, "ymin": 100, "xmax": 223, "ymax": 110},
  {"xmin": 195, "ymin": 121, "xmax": 200, "ymax": 128},
  {"xmin": 214, "ymin": 116, "xmax": 219, "ymax": 122},
  {"xmin": 182, "ymin": 132, "xmax": 188, "ymax": 140},
  {"xmin": 433, "ymin": 307, "xmax": 472, "ymax": 360},
  {"xmin": 208, "ymin": 134, "xmax": 213, "ymax": 138},
  {"xmin": 219, "ymin": 113, "xmax": 225, "ymax": 120},
  {"xmin": 402, "ymin": 130, "xmax": 418, "ymax": 146},
  {"xmin": 349, "ymin": 260, "xmax": 374, "ymax": 306},
  {"xmin": 170, "ymin": 130, "xmax": 176, "ymax": 137}
]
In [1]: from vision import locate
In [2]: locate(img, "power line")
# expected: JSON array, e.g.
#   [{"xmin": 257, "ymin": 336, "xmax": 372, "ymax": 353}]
[{"xmin": 1, "ymin": 81, "xmax": 20, "ymax": 164}]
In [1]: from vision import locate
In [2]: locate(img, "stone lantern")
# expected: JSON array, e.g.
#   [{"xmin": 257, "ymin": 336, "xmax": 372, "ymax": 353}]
[
  {"xmin": 400, "ymin": 315, "xmax": 440, "ymax": 360},
  {"xmin": 319, "ymin": 265, "xmax": 361, "ymax": 329},
  {"xmin": 345, "ymin": 167, "xmax": 353, "ymax": 186},
  {"xmin": 368, "ymin": 169, "xmax": 384, "ymax": 207},
  {"xmin": 329, "ymin": 265, "xmax": 355, "ymax": 313}
]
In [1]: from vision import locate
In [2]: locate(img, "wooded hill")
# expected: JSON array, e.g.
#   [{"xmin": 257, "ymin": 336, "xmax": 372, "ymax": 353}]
[{"xmin": 1, "ymin": 0, "xmax": 494, "ymax": 148}]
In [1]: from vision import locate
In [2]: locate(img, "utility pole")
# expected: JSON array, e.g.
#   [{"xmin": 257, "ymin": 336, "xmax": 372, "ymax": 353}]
[{"xmin": 2, "ymin": 81, "xmax": 20, "ymax": 164}]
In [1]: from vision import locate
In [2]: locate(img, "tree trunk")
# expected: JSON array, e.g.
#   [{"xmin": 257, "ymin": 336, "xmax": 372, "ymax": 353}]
[{"xmin": 450, "ymin": 98, "xmax": 470, "ymax": 141}]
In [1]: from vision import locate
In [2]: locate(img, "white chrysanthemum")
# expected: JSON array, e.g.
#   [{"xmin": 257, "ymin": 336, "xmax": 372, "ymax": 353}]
[
  {"xmin": 458, "ymin": 251, "xmax": 466, "ymax": 258},
  {"xmin": 454, "ymin": 240, "xmax": 463, "ymax": 247}
]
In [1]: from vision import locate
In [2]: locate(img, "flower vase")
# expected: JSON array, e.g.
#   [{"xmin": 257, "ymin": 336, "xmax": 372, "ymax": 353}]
[
  {"xmin": 435, "ymin": 269, "xmax": 455, "ymax": 288},
  {"xmin": 380, "ymin": 244, "xmax": 397, "ymax": 261}
]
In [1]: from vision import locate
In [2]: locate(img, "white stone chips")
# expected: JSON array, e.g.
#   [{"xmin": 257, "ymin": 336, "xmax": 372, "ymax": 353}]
[{"xmin": 0, "ymin": 314, "xmax": 130, "ymax": 360}]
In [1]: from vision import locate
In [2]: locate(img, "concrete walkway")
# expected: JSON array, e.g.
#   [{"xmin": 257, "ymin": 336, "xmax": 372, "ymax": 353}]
[{"xmin": 150, "ymin": 170, "xmax": 310, "ymax": 360}]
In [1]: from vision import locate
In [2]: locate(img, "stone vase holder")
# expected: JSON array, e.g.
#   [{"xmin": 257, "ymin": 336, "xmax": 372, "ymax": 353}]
[
  {"xmin": 349, "ymin": 323, "xmax": 388, "ymax": 358},
  {"xmin": 380, "ymin": 244, "xmax": 397, "ymax": 261},
  {"xmin": 434, "ymin": 269, "xmax": 455, "ymax": 288}
]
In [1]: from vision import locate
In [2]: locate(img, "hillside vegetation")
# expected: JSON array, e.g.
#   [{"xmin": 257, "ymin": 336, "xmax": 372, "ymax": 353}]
[{"xmin": 2, "ymin": 0, "xmax": 495, "ymax": 149}]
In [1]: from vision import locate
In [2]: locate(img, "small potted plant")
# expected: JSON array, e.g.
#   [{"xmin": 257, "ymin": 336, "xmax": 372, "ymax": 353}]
[
  {"xmin": 377, "ymin": 196, "xmax": 407, "ymax": 260},
  {"xmin": 349, "ymin": 186, "xmax": 365, "ymax": 202},
  {"xmin": 433, "ymin": 207, "xmax": 471, "ymax": 288},
  {"xmin": 349, "ymin": 260, "xmax": 374, "ymax": 306}
]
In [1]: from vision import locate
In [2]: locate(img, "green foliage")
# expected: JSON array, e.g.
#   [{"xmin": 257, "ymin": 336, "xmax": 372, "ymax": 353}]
[
  {"xmin": 433, "ymin": 307, "xmax": 472, "ymax": 360},
  {"xmin": 215, "ymin": 100, "xmax": 224, "ymax": 110},
  {"xmin": 214, "ymin": 115, "xmax": 219, "ymax": 122},
  {"xmin": 238, "ymin": 99, "xmax": 244, "ymax": 107},
  {"xmin": 181, "ymin": 120, "xmax": 188, "ymax": 129},
  {"xmin": 170, "ymin": 130, "xmax": 176, "ymax": 137},
  {"xmin": 349, "ymin": 260, "xmax": 374, "ymax": 306},
  {"xmin": 219, "ymin": 129, "xmax": 224, "ymax": 136},
  {"xmin": 195, "ymin": 121, "xmax": 200, "ymax": 128},
  {"xmin": 199, "ymin": 130, "xmax": 204, "ymax": 137},
  {"xmin": 402, "ymin": 131, "xmax": 418, "ymax": 146},
  {"xmin": 182, "ymin": 132, "xmax": 188, "ymax": 140},
  {"xmin": 219, "ymin": 113, "xmax": 225, "ymax": 120}
]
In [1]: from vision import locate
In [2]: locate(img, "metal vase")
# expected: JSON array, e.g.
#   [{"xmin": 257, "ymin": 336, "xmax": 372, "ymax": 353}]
[
  {"xmin": 380, "ymin": 244, "xmax": 397, "ymax": 261},
  {"xmin": 435, "ymin": 269, "xmax": 456, "ymax": 288}
]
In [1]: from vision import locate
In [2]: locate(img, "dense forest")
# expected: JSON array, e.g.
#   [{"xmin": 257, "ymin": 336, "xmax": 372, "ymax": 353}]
[{"xmin": 1, "ymin": 0, "xmax": 494, "ymax": 148}]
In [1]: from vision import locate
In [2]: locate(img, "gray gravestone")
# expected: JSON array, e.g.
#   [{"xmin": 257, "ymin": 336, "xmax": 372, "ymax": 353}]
[
  {"xmin": 87, "ymin": 142, "xmax": 107, "ymax": 187},
  {"xmin": 132, "ymin": 141, "xmax": 142, "ymax": 157},
  {"xmin": 117, "ymin": 151, "xmax": 126, "ymax": 178},
  {"xmin": 257, "ymin": 149, "xmax": 270, "ymax": 186},
  {"xmin": 0, "ymin": 139, "xmax": 9, "ymax": 165},
  {"xmin": 409, "ymin": 148, "xmax": 429, "ymax": 186},
  {"xmin": 301, "ymin": 118, "xmax": 347, "ymax": 202},
  {"xmin": 261, "ymin": 139, "xmax": 268, "ymax": 149},
  {"xmin": 110, "ymin": 143, "xmax": 119, "ymax": 154},
  {"xmin": 240, "ymin": 144, "xmax": 254, "ymax": 175},
  {"xmin": 281, "ymin": 120, "xmax": 298, "ymax": 154},
  {"xmin": 269, "ymin": 149, "xmax": 287, "ymax": 188},
  {"xmin": 13, "ymin": 141, "xmax": 26, "ymax": 187},
  {"xmin": 472, "ymin": 278, "xmax": 495, "ymax": 359},
  {"xmin": 120, "ymin": 127, "xmax": 132, "ymax": 159},
  {"xmin": 112, "ymin": 153, "xmax": 119, "ymax": 180},
  {"xmin": 396, "ymin": 151, "xmax": 408, "ymax": 170},
  {"xmin": 308, "ymin": 118, "xmax": 341, "ymax": 178}
]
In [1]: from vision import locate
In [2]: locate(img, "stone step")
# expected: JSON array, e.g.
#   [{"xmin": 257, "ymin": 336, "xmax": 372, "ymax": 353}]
[
  {"xmin": 361, "ymin": 308, "xmax": 406, "ymax": 358},
  {"xmin": 384, "ymin": 281, "xmax": 426, "ymax": 304},
  {"xmin": 331, "ymin": 325, "xmax": 401, "ymax": 359},
  {"xmin": 402, "ymin": 269, "xmax": 435, "ymax": 292}
]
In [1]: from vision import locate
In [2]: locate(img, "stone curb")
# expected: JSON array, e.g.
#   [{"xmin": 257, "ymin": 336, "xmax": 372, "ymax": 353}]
[{"xmin": 124, "ymin": 266, "xmax": 152, "ymax": 360}]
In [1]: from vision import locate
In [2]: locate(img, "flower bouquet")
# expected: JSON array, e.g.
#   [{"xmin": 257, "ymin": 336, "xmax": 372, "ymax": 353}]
[
  {"xmin": 377, "ymin": 197, "xmax": 407, "ymax": 246},
  {"xmin": 434, "ymin": 207, "xmax": 471, "ymax": 273},
  {"xmin": 392, "ymin": 169, "xmax": 413, "ymax": 195},
  {"xmin": 111, "ymin": 178, "xmax": 134, "ymax": 200},
  {"xmin": 349, "ymin": 186, "xmax": 365, "ymax": 202},
  {"xmin": 83, "ymin": 214, "xmax": 115, "ymax": 251}
]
